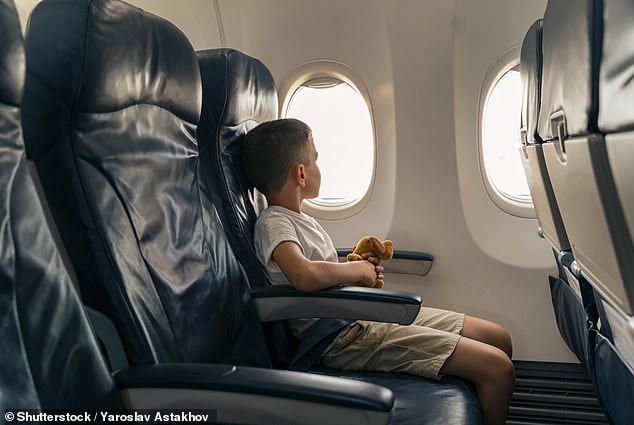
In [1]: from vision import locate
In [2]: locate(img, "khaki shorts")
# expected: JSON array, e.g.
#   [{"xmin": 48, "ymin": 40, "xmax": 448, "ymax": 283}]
[{"xmin": 320, "ymin": 307, "xmax": 465, "ymax": 380}]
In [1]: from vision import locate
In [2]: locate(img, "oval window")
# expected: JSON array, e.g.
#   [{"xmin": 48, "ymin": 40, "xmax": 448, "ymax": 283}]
[
  {"xmin": 480, "ymin": 54, "xmax": 533, "ymax": 217},
  {"xmin": 283, "ymin": 75, "xmax": 375, "ymax": 209}
]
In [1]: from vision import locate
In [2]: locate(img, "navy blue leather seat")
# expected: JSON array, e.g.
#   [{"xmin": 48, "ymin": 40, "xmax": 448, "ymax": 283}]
[
  {"xmin": 23, "ymin": 0, "xmax": 268, "ymax": 368},
  {"xmin": 0, "ymin": 0, "xmax": 121, "ymax": 411},
  {"xmin": 195, "ymin": 48, "xmax": 483, "ymax": 425},
  {"xmin": 195, "ymin": 48, "xmax": 294, "ymax": 368},
  {"xmin": 20, "ymin": 1, "xmax": 398, "ymax": 423}
]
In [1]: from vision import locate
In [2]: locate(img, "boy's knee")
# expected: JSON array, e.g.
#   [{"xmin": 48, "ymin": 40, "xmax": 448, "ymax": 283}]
[
  {"xmin": 489, "ymin": 323, "xmax": 513, "ymax": 359},
  {"xmin": 498, "ymin": 328, "xmax": 513, "ymax": 359},
  {"xmin": 490, "ymin": 348, "xmax": 515, "ymax": 386},
  {"xmin": 472, "ymin": 345, "xmax": 514, "ymax": 386},
  {"xmin": 463, "ymin": 316, "xmax": 513, "ymax": 358}
]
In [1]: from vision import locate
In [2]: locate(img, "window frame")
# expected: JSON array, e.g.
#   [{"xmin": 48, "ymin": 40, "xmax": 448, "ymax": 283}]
[
  {"xmin": 478, "ymin": 46, "xmax": 535, "ymax": 219},
  {"xmin": 279, "ymin": 60, "xmax": 377, "ymax": 219}
]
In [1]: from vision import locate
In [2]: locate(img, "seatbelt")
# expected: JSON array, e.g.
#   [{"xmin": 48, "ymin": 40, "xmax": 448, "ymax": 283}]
[{"xmin": 289, "ymin": 318, "xmax": 353, "ymax": 371}]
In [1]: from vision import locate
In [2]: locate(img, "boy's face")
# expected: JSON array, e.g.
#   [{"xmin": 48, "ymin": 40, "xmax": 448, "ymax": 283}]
[{"xmin": 304, "ymin": 134, "xmax": 321, "ymax": 199}]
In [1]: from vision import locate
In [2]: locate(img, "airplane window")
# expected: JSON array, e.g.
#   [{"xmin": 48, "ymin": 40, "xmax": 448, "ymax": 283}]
[
  {"xmin": 284, "ymin": 78, "xmax": 375, "ymax": 208},
  {"xmin": 481, "ymin": 67, "xmax": 532, "ymax": 210}
]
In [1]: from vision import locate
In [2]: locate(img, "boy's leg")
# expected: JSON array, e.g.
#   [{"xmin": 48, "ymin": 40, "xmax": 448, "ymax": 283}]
[
  {"xmin": 320, "ymin": 309, "xmax": 515, "ymax": 425},
  {"xmin": 320, "ymin": 320, "xmax": 462, "ymax": 380},
  {"xmin": 462, "ymin": 315, "xmax": 513, "ymax": 358},
  {"xmin": 440, "ymin": 336, "xmax": 515, "ymax": 425}
]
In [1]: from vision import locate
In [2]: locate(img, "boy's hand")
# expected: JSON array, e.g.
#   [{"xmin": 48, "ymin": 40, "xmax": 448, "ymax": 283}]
[
  {"xmin": 355, "ymin": 259, "xmax": 384, "ymax": 287},
  {"xmin": 364, "ymin": 254, "xmax": 385, "ymax": 281},
  {"xmin": 354, "ymin": 258, "xmax": 384, "ymax": 287},
  {"xmin": 361, "ymin": 252, "xmax": 381, "ymax": 264}
]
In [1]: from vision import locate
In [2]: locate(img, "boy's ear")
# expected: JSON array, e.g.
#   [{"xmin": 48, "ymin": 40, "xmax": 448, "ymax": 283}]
[{"xmin": 293, "ymin": 163, "xmax": 306, "ymax": 187}]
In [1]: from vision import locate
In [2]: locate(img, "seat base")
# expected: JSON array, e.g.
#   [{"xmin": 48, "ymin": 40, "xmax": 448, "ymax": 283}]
[{"xmin": 312, "ymin": 367, "xmax": 482, "ymax": 425}]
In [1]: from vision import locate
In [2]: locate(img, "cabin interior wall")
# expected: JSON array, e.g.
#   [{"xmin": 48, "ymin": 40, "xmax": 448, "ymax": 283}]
[
  {"xmin": 232, "ymin": 0, "xmax": 574, "ymax": 363},
  {"xmin": 15, "ymin": 0, "xmax": 577, "ymax": 363},
  {"xmin": 234, "ymin": 0, "xmax": 398, "ymax": 242},
  {"xmin": 451, "ymin": 0, "xmax": 572, "ymax": 362},
  {"xmin": 15, "ymin": 0, "xmax": 39, "ymax": 32}
]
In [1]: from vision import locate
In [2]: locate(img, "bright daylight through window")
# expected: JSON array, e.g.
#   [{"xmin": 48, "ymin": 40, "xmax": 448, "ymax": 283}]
[
  {"xmin": 482, "ymin": 69, "xmax": 531, "ymax": 203},
  {"xmin": 284, "ymin": 79, "xmax": 374, "ymax": 207}
]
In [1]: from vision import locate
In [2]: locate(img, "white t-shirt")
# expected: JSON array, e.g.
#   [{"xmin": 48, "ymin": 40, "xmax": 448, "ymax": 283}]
[{"xmin": 254, "ymin": 205, "xmax": 338, "ymax": 338}]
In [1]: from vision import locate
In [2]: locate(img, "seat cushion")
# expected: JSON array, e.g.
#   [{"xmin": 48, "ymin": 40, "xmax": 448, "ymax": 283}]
[{"xmin": 312, "ymin": 367, "xmax": 482, "ymax": 425}]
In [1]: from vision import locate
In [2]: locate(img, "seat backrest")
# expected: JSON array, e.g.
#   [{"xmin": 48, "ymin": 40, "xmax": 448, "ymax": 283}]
[
  {"xmin": 22, "ymin": 0, "xmax": 270, "ymax": 368},
  {"xmin": 0, "ymin": 0, "xmax": 120, "ymax": 410},
  {"xmin": 519, "ymin": 18, "xmax": 570, "ymax": 253},
  {"xmin": 196, "ymin": 48, "xmax": 295, "ymax": 367},
  {"xmin": 196, "ymin": 48, "xmax": 276, "ymax": 290},
  {"xmin": 537, "ymin": 2, "xmax": 634, "ymax": 423},
  {"xmin": 596, "ymin": 0, "xmax": 634, "ymax": 315},
  {"xmin": 538, "ymin": 0, "xmax": 634, "ymax": 315},
  {"xmin": 538, "ymin": 0, "xmax": 600, "ymax": 142},
  {"xmin": 592, "ymin": 0, "xmax": 634, "ymax": 406}
]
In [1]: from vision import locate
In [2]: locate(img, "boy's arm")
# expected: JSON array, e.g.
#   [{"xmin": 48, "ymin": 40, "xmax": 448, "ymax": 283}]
[{"xmin": 273, "ymin": 241, "xmax": 382, "ymax": 292}]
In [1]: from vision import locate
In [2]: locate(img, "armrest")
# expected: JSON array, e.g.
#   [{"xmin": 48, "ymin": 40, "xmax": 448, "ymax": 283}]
[
  {"xmin": 338, "ymin": 249, "xmax": 435, "ymax": 276},
  {"xmin": 251, "ymin": 285, "xmax": 421, "ymax": 325},
  {"xmin": 115, "ymin": 363, "xmax": 393, "ymax": 425}
]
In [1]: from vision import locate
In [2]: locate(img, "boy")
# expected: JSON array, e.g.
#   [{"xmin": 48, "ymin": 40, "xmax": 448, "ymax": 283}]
[{"xmin": 241, "ymin": 118, "xmax": 514, "ymax": 425}]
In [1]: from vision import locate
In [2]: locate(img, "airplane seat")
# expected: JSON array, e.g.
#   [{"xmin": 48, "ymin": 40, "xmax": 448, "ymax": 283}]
[
  {"xmin": 593, "ymin": 332, "xmax": 634, "ymax": 425},
  {"xmin": 18, "ymin": 1, "xmax": 404, "ymax": 423},
  {"xmin": 592, "ymin": 0, "xmax": 634, "ymax": 422},
  {"xmin": 0, "ymin": 0, "xmax": 122, "ymax": 410},
  {"xmin": 195, "ymin": 48, "xmax": 295, "ymax": 369},
  {"xmin": 22, "ymin": 0, "xmax": 272, "ymax": 368},
  {"xmin": 540, "ymin": 0, "xmax": 632, "ymax": 325},
  {"xmin": 196, "ymin": 48, "xmax": 356, "ymax": 372},
  {"xmin": 597, "ymin": 0, "xmax": 634, "ymax": 316},
  {"xmin": 519, "ymin": 18, "xmax": 596, "ymax": 375},
  {"xmin": 195, "ymin": 48, "xmax": 483, "ymax": 425},
  {"xmin": 539, "ymin": 1, "xmax": 634, "ymax": 423},
  {"xmin": 520, "ymin": 19, "xmax": 570, "ymax": 256},
  {"xmin": 596, "ymin": 0, "xmax": 634, "ymax": 344}
]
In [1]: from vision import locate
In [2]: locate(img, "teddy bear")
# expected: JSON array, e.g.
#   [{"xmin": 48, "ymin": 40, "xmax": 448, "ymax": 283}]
[{"xmin": 344, "ymin": 236, "xmax": 393, "ymax": 288}]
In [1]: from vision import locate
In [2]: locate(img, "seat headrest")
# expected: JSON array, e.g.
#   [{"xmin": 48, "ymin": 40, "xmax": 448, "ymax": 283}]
[
  {"xmin": 520, "ymin": 19, "xmax": 543, "ymax": 145},
  {"xmin": 599, "ymin": 0, "xmax": 634, "ymax": 132},
  {"xmin": 538, "ymin": 0, "xmax": 602, "ymax": 141},
  {"xmin": 25, "ymin": 0, "xmax": 201, "ymax": 123},
  {"xmin": 0, "ymin": 0, "xmax": 24, "ymax": 106},
  {"xmin": 197, "ymin": 48, "xmax": 277, "ymax": 141}
]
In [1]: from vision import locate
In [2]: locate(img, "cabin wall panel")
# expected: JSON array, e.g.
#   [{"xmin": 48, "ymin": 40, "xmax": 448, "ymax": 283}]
[
  {"xmin": 15, "ymin": 0, "xmax": 40, "ymax": 33},
  {"xmin": 454, "ymin": 0, "xmax": 551, "ymax": 268},
  {"xmin": 128, "ymin": 0, "xmax": 222, "ymax": 50},
  {"xmin": 450, "ymin": 0, "xmax": 573, "ymax": 361},
  {"xmin": 376, "ymin": 0, "xmax": 572, "ymax": 362},
  {"xmin": 236, "ymin": 0, "xmax": 398, "ymax": 241}
]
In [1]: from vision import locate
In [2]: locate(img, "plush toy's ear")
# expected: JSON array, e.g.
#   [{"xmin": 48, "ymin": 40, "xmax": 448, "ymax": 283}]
[
  {"xmin": 369, "ymin": 237, "xmax": 385, "ymax": 256},
  {"xmin": 352, "ymin": 236, "xmax": 373, "ymax": 254},
  {"xmin": 368, "ymin": 237, "xmax": 393, "ymax": 260},
  {"xmin": 379, "ymin": 240, "xmax": 394, "ymax": 260}
]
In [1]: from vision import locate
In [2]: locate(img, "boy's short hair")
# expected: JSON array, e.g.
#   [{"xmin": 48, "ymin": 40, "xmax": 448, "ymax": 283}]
[{"xmin": 241, "ymin": 118, "xmax": 312, "ymax": 196}]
